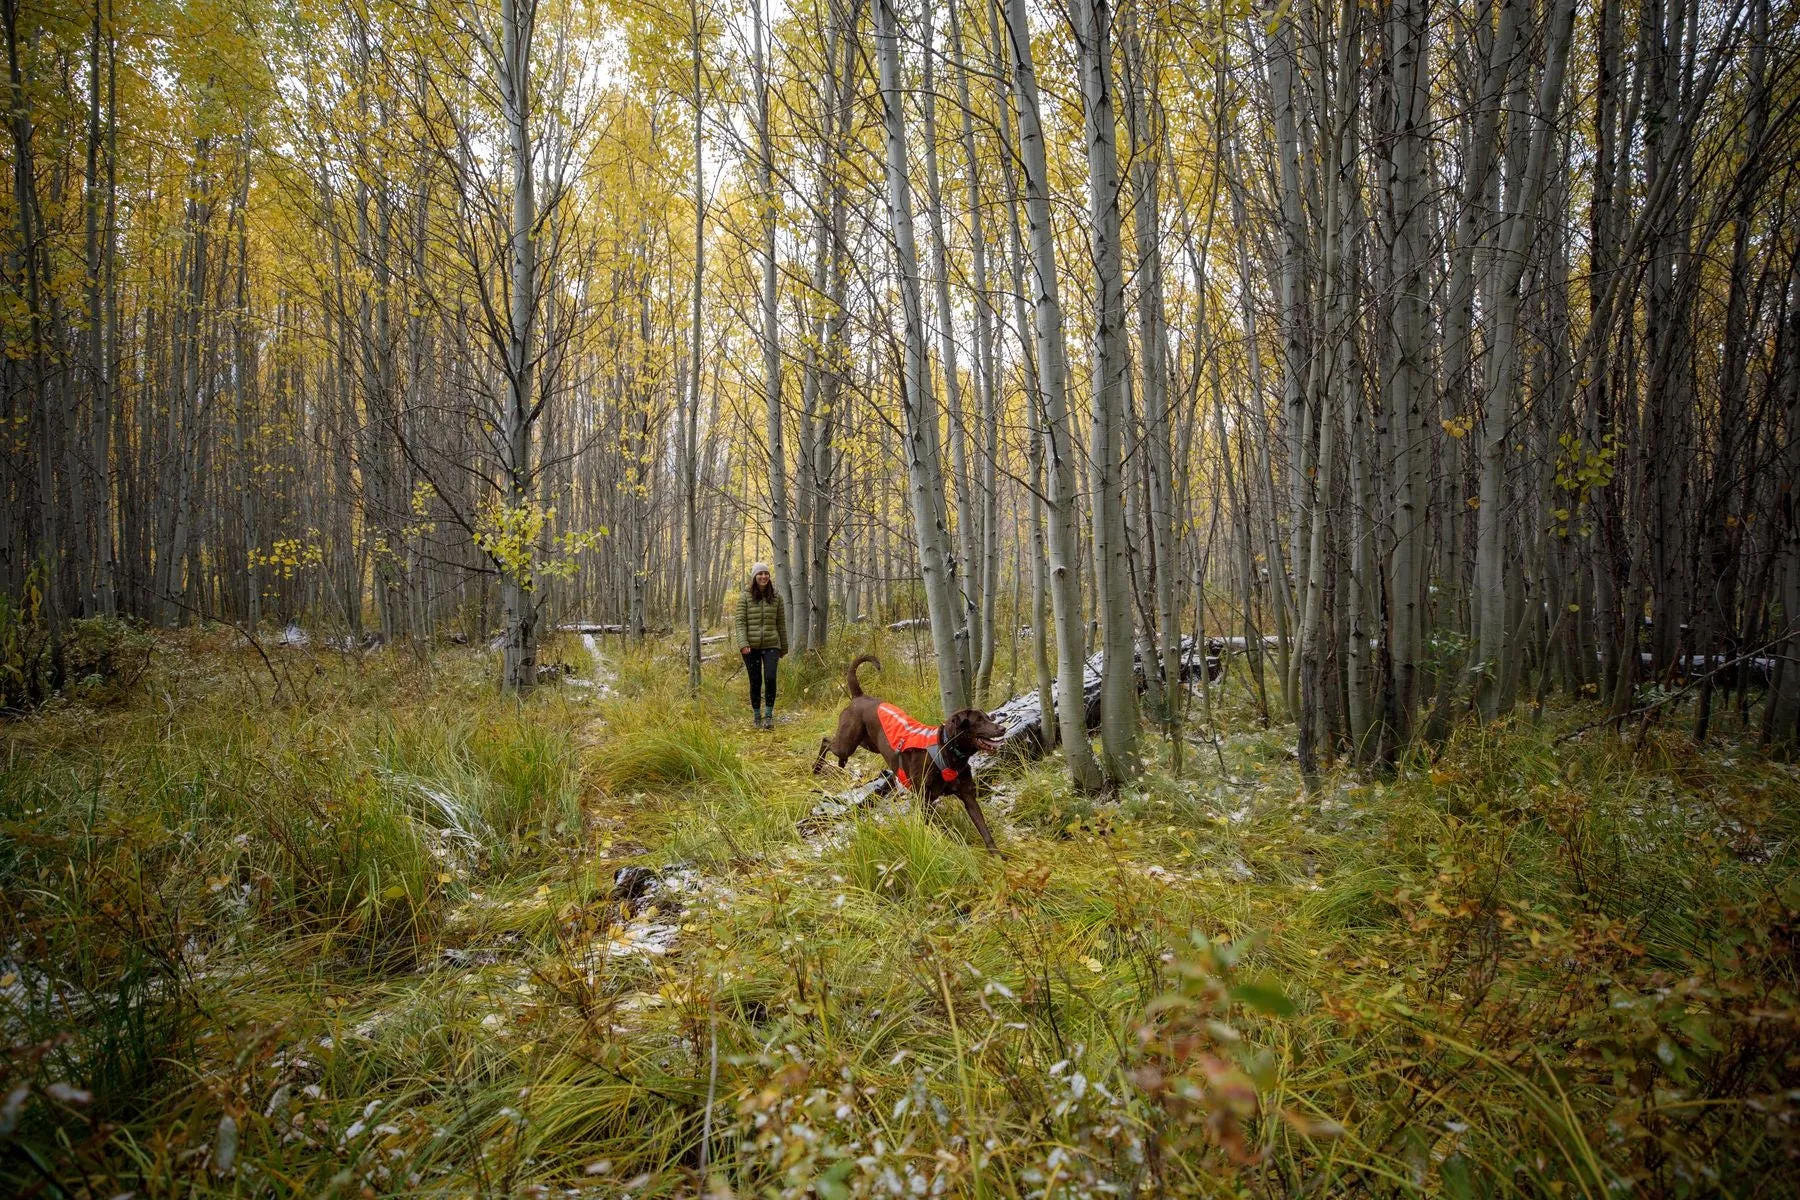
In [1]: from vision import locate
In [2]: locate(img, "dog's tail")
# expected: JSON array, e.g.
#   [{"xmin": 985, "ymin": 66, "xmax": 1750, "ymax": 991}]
[{"xmin": 848, "ymin": 654, "xmax": 881, "ymax": 698}]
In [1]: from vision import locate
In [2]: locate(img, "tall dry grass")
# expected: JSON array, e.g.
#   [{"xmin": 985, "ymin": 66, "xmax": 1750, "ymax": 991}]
[{"xmin": 2, "ymin": 628, "xmax": 1796, "ymax": 1196}]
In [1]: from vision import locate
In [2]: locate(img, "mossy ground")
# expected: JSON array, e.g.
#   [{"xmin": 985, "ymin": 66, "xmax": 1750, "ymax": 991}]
[{"xmin": 3, "ymin": 629, "xmax": 1797, "ymax": 1197}]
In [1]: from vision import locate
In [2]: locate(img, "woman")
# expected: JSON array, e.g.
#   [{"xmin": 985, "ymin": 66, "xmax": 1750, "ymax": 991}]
[{"xmin": 734, "ymin": 562, "xmax": 788, "ymax": 729}]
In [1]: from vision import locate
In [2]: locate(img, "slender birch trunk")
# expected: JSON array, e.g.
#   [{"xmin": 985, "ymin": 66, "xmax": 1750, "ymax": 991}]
[
  {"xmin": 159, "ymin": 138, "xmax": 210, "ymax": 627},
  {"xmin": 1124, "ymin": 7, "xmax": 1178, "ymax": 736},
  {"xmin": 1474, "ymin": 0, "xmax": 1575, "ymax": 719},
  {"xmin": 1269, "ymin": 9, "xmax": 1309, "ymax": 622},
  {"xmin": 1074, "ymin": 0, "xmax": 1137, "ymax": 781},
  {"xmin": 1223, "ymin": 125, "xmax": 1290, "ymax": 719},
  {"xmin": 752, "ymin": 0, "xmax": 797, "ymax": 640},
  {"xmin": 83, "ymin": 0, "xmax": 117, "ymax": 618},
  {"xmin": 498, "ymin": 0, "xmax": 540, "ymax": 694},
  {"xmin": 685, "ymin": 0, "xmax": 706, "ymax": 693},
  {"xmin": 811, "ymin": 3, "xmax": 854, "ymax": 649},
  {"xmin": 875, "ymin": 0, "xmax": 968, "ymax": 715},
  {"xmin": 1297, "ymin": 0, "xmax": 1358, "ymax": 788},
  {"xmin": 949, "ymin": 0, "xmax": 999, "ymax": 700},
  {"xmin": 1382, "ymin": 0, "xmax": 1430, "ymax": 749},
  {"xmin": 1001, "ymin": 0, "xmax": 1100, "ymax": 788},
  {"xmin": 992, "ymin": 28, "xmax": 1057, "ymax": 747},
  {"xmin": 919, "ymin": 0, "xmax": 978, "ymax": 687}
]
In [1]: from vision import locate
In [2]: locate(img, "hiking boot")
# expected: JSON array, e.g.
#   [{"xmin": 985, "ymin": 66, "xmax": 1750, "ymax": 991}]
[{"xmin": 762, "ymin": 706, "xmax": 776, "ymax": 729}]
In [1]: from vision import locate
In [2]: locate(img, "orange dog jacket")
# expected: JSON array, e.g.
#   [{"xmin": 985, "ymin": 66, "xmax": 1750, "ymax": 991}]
[{"xmin": 877, "ymin": 702, "xmax": 957, "ymax": 788}]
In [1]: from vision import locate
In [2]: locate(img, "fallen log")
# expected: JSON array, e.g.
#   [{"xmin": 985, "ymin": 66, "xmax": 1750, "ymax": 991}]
[
  {"xmin": 1640, "ymin": 651, "xmax": 1774, "ymax": 687},
  {"xmin": 1210, "ymin": 635, "xmax": 1283, "ymax": 651}
]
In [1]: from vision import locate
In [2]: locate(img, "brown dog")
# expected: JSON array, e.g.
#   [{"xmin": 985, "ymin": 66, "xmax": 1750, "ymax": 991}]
[{"xmin": 813, "ymin": 655, "xmax": 1005, "ymax": 852}]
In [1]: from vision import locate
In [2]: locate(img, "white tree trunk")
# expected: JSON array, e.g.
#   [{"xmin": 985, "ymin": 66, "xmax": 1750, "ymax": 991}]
[
  {"xmin": 1124, "ymin": 9, "xmax": 1178, "ymax": 735},
  {"xmin": 1002, "ymin": 0, "xmax": 1100, "ymax": 788},
  {"xmin": 1298, "ymin": 0, "xmax": 1360, "ymax": 785},
  {"xmin": 1383, "ymin": 0, "xmax": 1430, "ymax": 747},
  {"xmin": 684, "ymin": 0, "xmax": 706, "ymax": 693},
  {"xmin": 499, "ymin": 0, "xmax": 540, "ymax": 694},
  {"xmin": 993, "ymin": 47, "xmax": 1057, "ymax": 747},
  {"xmin": 919, "ymin": 0, "xmax": 977, "ymax": 687},
  {"xmin": 1269, "ymin": 11, "xmax": 1309, "ymax": 629},
  {"xmin": 875, "ymin": 0, "xmax": 968, "ymax": 716},
  {"xmin": 752, "ymin": 0, "xmax": 797, "ymax": 643},
  {"xmin": 949, "ymin": 0, "xmax": 999, "ymax": 700},
  {"xmin": 1075, "ymin": 0, "xmax": 1136, "ymax": 781}
]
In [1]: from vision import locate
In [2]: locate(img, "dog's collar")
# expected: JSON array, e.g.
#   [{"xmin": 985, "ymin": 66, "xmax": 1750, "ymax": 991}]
[
  {"xmin": 928, "ymin": 737, "xmax": 972, "ymax": 784},
  {"xmin": 929, "ymin": 729, "xmax": 972, "ymax": 781}
]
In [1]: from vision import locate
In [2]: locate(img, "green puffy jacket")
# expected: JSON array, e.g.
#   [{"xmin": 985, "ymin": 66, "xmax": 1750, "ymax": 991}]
[{"xmin": 734, "ymin": 589, "xmax": 788, "ymax": 653}]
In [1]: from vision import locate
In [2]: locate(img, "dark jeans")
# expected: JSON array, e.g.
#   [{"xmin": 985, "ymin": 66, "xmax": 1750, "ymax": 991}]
[{"xmin": 743, "ymin": 648, "xmax": 781, "ymax": 709}]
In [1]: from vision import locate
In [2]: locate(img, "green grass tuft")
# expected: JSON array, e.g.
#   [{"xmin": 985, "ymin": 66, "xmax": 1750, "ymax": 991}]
[
  {"xmin": 597, "ymin": 709, "xmax": 757, "ymax": 794},
  {"xmin": 840, "ymin": 808, "xmax": 985, "ymax": 901}
]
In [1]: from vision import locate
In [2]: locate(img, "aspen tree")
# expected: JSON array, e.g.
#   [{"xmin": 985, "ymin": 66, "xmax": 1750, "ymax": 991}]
[
  {"xmin": 684, "ymin": 0, "xmax": 707, "ymax": 693},
  {"xmin": 496, "ymin": 0, "xmax": 542, "ymax": 694},
  {"xmin": 1074, "ymin": 0, "xmax": 1137, "ymax": 781},
  {"xmin": 874, "ymin": 0, "xmax": 969, "ymax": 715},
  {"xmin": 1001, "ymin": 0, "xmax": 1100, "ymax": 788},
  {"xmin": 919, "ymin": 0, "xmax": 979, "ymax": 689},
  {"xmin": 751, "ymin": 0, "xmax": 797, "ymax": 642}
]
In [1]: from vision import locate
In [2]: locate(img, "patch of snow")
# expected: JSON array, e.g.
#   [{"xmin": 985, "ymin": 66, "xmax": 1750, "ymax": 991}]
[{"xmin": 578, "ymin": 633, "xmax": 615, "ymax": 696}]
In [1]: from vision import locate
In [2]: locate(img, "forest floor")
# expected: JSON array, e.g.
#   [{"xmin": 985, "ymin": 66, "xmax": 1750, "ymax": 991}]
[{"xmin": 3, "ymin": 627, "xmax": 1798, "ymax": 1197}]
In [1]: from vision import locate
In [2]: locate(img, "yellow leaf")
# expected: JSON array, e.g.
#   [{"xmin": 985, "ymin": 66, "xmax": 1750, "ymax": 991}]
[
  {"xmin": 1084, "ymin": 956, "xmax": 1104, "ymax": 973},
  {"xmin": 382, "ymin": 884, "xmax": 406, "ymax": 901}
]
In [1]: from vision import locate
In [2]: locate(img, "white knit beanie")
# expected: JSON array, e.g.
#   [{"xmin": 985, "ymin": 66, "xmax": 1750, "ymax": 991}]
[{"xmin": 751, "ymin": 562, "xmax": 771, "ymax": 577}]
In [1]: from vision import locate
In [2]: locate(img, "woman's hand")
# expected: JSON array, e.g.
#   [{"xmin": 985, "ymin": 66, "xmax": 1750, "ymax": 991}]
[{"xmin": 740, "ymin": 646, "xmax": 751, "ymax": 656}]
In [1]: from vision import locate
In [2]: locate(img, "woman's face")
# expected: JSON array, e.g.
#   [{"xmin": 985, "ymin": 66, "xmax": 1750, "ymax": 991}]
[{"xmin": 755, "ymin": 570, "xmax": 771, "ymax": 587}]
